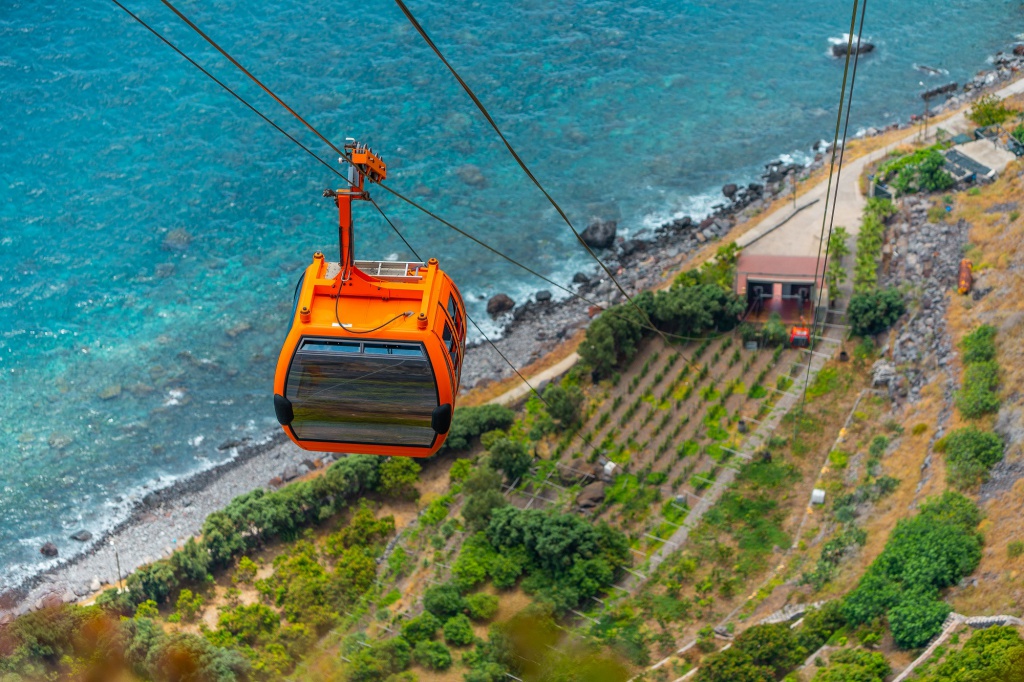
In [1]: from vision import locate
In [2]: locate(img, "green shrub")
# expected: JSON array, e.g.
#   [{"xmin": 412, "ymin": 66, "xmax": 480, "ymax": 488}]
[
  {"xmin": 578, "ymin": 303, "xmax": 647, "ymax": 379},
  {"xmin": 917, "ymin": 625, "xmax": 1024, "ymax": 682},
  {"xmin": 1009, "ymin": 540, "xmax": 1024, "ymax": 559},
  {"xmin": 379, "ymin": 457, "xmax": 422, "ymax": 500},
  {"xmin": 446, "ymin": 404, "xmax": 516, "ymax": 451},
  {"xmin": 848, "ymin": 287, "xmax": 905, "ymax": 336},
  {"xmin": 465, "ymin": 593, "xmax": 500, "ymax": 622},
  {"xmin": 762, "ymin": 313, "xmax": 788, "ymax": 348},
  {"xmin": 443, "ymin": 614, "xmax": 476, "ymax": 646},
  {"xmin": 944, "ymin": 427, "xmax": 1004, "ymax": 488},
  {"xmin": 217, "ymin": 603, "xmax": 279, "ymax": 645},
  {"xmin": 843, "ymin": 492, "xmax": 982, "ymax": 649},
  {"xmin": 960, "ymin": 325, "xmax": 997, "ymax": 363},
  {"xmin": 968, "ymin": 94, "xmax": 1016, "ymax": 126},
  {"xmin": 543, "ymin": 383, "xmax": 584, "ymax": 429},
  {"xmin": 811, "ymin": 648, "xmax": 891, "ymax": 682},
  {"xmin": 956, "ymin": 360, "xmax": 1001, "ymax": 419},
  {"xmin": 488, "ymin": 437, "xmax": 533, "ymax": 484},
  {"xmin": 413, "ymin": 639, "xmax": 453, "ymax": 670},
  {"xmin": 232, "ymin": 556, "xmax": 258, "ymax": 585},
  {"xmin": 423, "ymin": 583, "xmax": 466, "ymax": 621},
  {"xmin": 402, "ymin": 611, "xmax": 442, "ymax": 643}
]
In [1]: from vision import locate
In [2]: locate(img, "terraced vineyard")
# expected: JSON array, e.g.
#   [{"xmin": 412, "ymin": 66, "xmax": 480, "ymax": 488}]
[{"xmin": 564, "ymin": 333, "xmax": 801, "ymax": 549}]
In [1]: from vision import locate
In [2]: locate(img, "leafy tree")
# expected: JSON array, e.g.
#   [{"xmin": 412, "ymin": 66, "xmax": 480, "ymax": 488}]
[
  {"xmin": 695, "ymin": 647, "xmax": 774, "ymax": 682},
  {"xmin": 170, "ymin": 537, "xmax": 211, "ymax": 584},
  {"xmin": 401, "ymin": 612, "xmax": 442, "ymax": 643},
  {"xmin": 173, "ymin": 588, "xmax": 203, "ymax": 623},
  {"xmin": 423, "ymin": 583, "xmax": 466, "ymax": 620},
  {"xmin": 378, "ymin": 457, "xmax": 421, "ymax": 500},
  {"xmin": 127, "ymin": 561, "xmax": 177, "ymax": 605},
  {"xmin": 443, "ymin": 614, "xmax": 476, "ymax": 646},
  {"xmin": 968, "ymin": 94, "xmax": 1016, "ymax": 126},
  {"xmin": 731, "ymin": 624, "xmax": 803, "ymax": 677},
  {"xmin": 216, "ymin": 603, "xmax": 279, "ymax": 645},
  {"xmin": 848, "ymin": 287, "xmax": 905, "ymax": 336},
  {"xmin": 465, "ymin": 593, "xmax": 500, "ymax": 622},
  {"xmin": 201, "ymin": 511, "xmax": 247, "ymax": 569},
  {"xmin": 445, "ymin": 404, "xmax": 517, "ymax": 451},
  {"xmin": 888, "ymin": 590, "xmax": 952, "ymax": 649},
  {"xmin": 450, "ymin": 459, "xmax": 474, "ymax": 483},
  {"xmin": 489, "ymin": 437, "xmax": 533, "ymax": 484},
  {"xmin": 232, "ymin": 556, "xmax": 258, "ymax": 585},
  {"xmin": 578, "ymin": 303, "xmax": 647, "ymax": 379},
  {"xmin": 462, "ymin": 466, "xmax": 508, "ymax": 533},
  {"xmin": 146, "ymin": 631, "xmax": 251, "ymax": 682},
  {"xmin": 413, "ymin": 639, "xmax": 453, "ymax": 670},
  {"xmin": 324, "ymin": 503, "xmax": 395, "ymax": 557},
  {"xmin": 944, "ymin": 427, "xmax": 1004, "ymax": 488},
  {"xmin": 345, "ymin": 637, "xmax": 411, "ymax": 682},
  {"xmin": 543, "ymin": 383, "xmax": 584, "ymax": 429}
]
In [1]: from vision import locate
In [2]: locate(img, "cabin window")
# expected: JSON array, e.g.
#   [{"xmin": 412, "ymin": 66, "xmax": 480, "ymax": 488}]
[
  {"xmin": 448, "ymin": 293, "xmax": 464, "ymax": 338},
  {"xmin": 442, "ymin": 323, "xmax": 455, "ymax": 352},
  {"xmin": 285, "ymin": 338, "xmax": 438, "ymax": 447}
]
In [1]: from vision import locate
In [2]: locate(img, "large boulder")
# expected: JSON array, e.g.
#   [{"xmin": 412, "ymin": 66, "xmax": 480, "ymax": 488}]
[
  {"xmin": 722, "ymin": 183, "xmax": 739, "ymax": 199},
  {"xmin": 1014, "ymin": 44, "xmax": 1024, "ymax": 57},
  {"xmin": 831, "ymin": 41, "xmax": 875, "ymax": 58},
  {"xmin": 40, "ymin": 542, "xmax": 58, "ymax": 557},
  {"xmin": 580, "ymin": 220, "xmax": 617, "ymax": 249},
  {"xmin": 575, "ymin": 481, "xmax": 606, "ymax": 512},
  {"xmin": 486, "ymin": 293, "xmax": 515, "ymax": 317}
]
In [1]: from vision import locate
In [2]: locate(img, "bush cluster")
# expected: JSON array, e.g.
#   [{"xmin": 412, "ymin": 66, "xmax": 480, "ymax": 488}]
[
  {"xmin": 697, "ymin": 602, "xmax": 847, "ymax": 682},
  {"xmin": 580, "ymin": 244, "xmax": 744, "ymax": 379},
  {"xmin": 848, "ymin": 287, "xmax": 905, "ymax": 337},
  {"xmin": 853, "ymin": 198, "xmax": 896, "ymax": 294},
  {"xmin": 943, "ymin": 426, "xmax": 1004, "ymax": 489},
  {"xmin": 843, "ymin": 492, "xmax": 982, "ymax": 649},
  {"xmin": 445, "ymin": 404, "xmax": 516, "ymax": 451},
  {"xmin": 917, "ymin": 625, "xmax": 1024, "ymax": 682},
  {"xmin": 967, "ymin": 94, "xmax": 1018, "ymax": 127},
  {"xmin": 955, "ymin": 325, "xmax": 1001, "ymax": 420},
  {"xmin": 811, "ymin": 648, "xmax": 891, "ymax": 682}
]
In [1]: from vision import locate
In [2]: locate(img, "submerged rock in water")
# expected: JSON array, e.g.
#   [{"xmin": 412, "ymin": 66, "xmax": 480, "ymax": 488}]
[
  {"xmin": 455, "ymin": 164, "xmax": 487, "ymax": 188},
  {"xmin": 161, "ymin": 228, "xmax": 192, "ymax": 251},
  {"xmin": 70, "ymin": 530, "xmax": 92, "ymax": 542},
  {"xmin": 487, "ymin": 293, "xmax": 515, "ymax": 317},
  {"xmin": 831, "ymin": 41, "xmax": 874, "ymax": 57},
  {"xmin": 535, "ymin": 290, "xmax": 552, "ymax": 303},
  {"xmin": 40, "ymin": 542, "xmax": 58, "ymax": 557},
  {"xmin": 98, "ymin": 385, "xmax": 122, "ymax": 400},
  {"xmin": 580, "ymin": 219, "xmax": 617, "ymax": 249}
]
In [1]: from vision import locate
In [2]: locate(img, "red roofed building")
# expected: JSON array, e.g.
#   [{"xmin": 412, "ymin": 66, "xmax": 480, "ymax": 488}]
[{"xmin": 735, "ymin": 254, "xmax": 827, "ymax": 324}]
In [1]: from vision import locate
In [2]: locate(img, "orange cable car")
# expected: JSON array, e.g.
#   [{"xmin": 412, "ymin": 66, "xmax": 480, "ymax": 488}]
[{"xmin": 273, "ymin": 141, "xmax": 466, "ymax": 457}]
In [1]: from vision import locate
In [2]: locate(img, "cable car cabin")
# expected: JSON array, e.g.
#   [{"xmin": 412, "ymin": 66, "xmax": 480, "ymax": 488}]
[
  {"xmin": 789, "ymin": 326, "xmax": 810, "ymax": 348},
  {"xmin": 273, "ymin": 142, "xmax": 466, "ymax": 457}
]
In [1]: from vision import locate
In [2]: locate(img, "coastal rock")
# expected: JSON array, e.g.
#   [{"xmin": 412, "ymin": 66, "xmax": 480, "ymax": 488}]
[
  {"xmin": 47, "ymin": 432, "xmax": 74, "ymax": 450},
  {"xmin": 619, "ymin": 239, "xmax": 644, "ymax": 257},
  {"xmin": 572, "ymin": 272, "xmax": 591, "ymax": 285},
  {"xmin": 281, "ymin": 464, "xmax": 301, "ymax": 482},
  {"xmin": 161, "ymin": 228, "xmax": 192, "ymax": 251},
  {"xmin": 580, "ymin": 219, "xmax": 617, "ymax": 249},
  {"xmin": 1014, "ymin": 44, "xmax": 1024, "ymax": 57},
  {"xmin": 70, "ymin": 530, "xmax": 92, "ymax": 542},
  {"xmin": 268, "ymin": 476, "xmax": 284, "ymax": 488},
  {"xmin": 535, "ymin": 290, "xmax": 552, "ymax": 303},
  {"xmin": 226, "ymin": 322, "xmax": 251, "ymax": 338},
  {"xmin": 98, "ymin": 384, "xmax": 122, "ymax": 400},
  {"xmin": 89, "ymin": 577, "xmax": 102, "ymax": 592},
  {"xmin": 722, "ymin": 183, "xmax": 739, "ymax": 199},
  {"xmin": 455, "ymin": 164, "xmax": 487, "ymax": 188},
  {"xmin": 40, "ymin": 542, "xmax": 59, "ymax": 557},
  {"xmin": 486, "ymin": 293, "xmax": 515, "ymax": 317},
  {"xmin": 830, "ymin": 41, "xmax": 874, "ymax": 58}
]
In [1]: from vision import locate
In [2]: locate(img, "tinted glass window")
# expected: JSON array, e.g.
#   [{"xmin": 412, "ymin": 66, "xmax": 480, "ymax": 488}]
[
  {"xmin": 286, "ymin": 339, "xmax": 437, "ymax": 447},
  {"xmin": 443, "ymin": 323, "xmax": 455, "ymax": 352},
  {"xmin": 448, "ymin": 294, "xmax": 464, "ymax": 337}
]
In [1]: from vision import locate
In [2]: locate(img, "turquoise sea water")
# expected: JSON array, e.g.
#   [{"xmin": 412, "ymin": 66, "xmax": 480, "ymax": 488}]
[{"xmin": 0, "ymin": 0, "xmax": 1019, "ymax": 584}]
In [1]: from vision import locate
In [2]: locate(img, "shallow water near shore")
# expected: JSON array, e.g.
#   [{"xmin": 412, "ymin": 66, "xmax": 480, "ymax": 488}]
[{"xmin": 0, "ymin": 0, "xmax": 1019, "ymax": 586}]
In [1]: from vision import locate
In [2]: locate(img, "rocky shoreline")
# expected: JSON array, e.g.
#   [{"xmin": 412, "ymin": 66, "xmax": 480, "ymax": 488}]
[{"xmin": 5, "ymin": 44, "xmax": 1024, "ymax": 618}]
